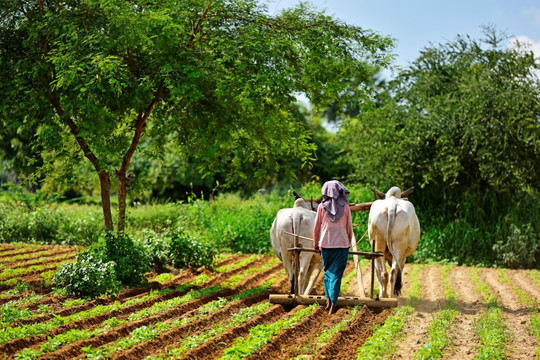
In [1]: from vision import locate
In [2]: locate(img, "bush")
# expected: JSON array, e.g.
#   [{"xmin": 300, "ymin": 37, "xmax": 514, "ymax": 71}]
[
  {"xmin": 53, "ymin": 232, "xmax": 151, "ymax": 298},
  {"xmin": 54, "ymin": 249, "xmax": 120, "ymax": 299},
  {"xmin": 138, "ymin": 230, "xmax": 172, "ymax": 272},
  {"xmin": 167, "ymin": 228, "xmax": 216, "ymax": 271},
  {"xmin": 493, "ymin": 223, "xmax": 539, "ymax": 269},
  {"xmin": 101, "ymin": 232, "xmax": 151, "ymax": 287}
]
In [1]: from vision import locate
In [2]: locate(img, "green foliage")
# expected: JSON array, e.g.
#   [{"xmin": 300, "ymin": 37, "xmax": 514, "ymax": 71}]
[
  {"xmin": 531, "ymin": 313, "xmax": 540, "ymax": 357},
  {"xmin": 474, "ymin": 307, "xmax": 508, "ymax": 360},
  {"xmin": 493, "ymin": 223, "xmax": 539, "ymax": 269},
  {"xmin": 356, "ymin": 306, "xmax": 415, "ymax": 360},
  {"xmin": 0, "ymin": 0, "xmax": 394, "ymax": 232},
  {"xmin": 53, "ymin": 231, "xmax": 150, "ymax": 298},
  {"xmin": 220, "ymin": 303, "xmax": 317, "ymax": 360},
  {"xmin": 1, "ymin": 303, "xmax": 33, "ymax": 325},
  {"xmin": 53, "ymin": 250, "xmax": 120, "ymax": 299},
  {"xmin": 166, "ymin": 228, "xmax": 216, "ymax": 271},
  {"xmin": 339, "ymin": 26, "xmax": 540, "ymax": 267},
  {"xmin": 342, "ymin": 26, "xmax": 540, "ymax": 194},
  {"xmin": 101, "ymin": 232, "xmax": 151, "ymax": 287}
]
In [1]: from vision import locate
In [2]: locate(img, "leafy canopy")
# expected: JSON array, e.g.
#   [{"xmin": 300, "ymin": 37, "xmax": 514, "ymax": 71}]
[
  {"xmin": 0, "ymin": 0, "xmax": 395, "ymax": 188},
  {"xmin": 341, "ymin": 26, "xmax": 540, "ymax": 197}
]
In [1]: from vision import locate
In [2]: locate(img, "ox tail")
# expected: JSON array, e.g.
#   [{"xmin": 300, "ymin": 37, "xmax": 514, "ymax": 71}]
[{"xmin": 386, "ymin": 198, "xmax": 403, "ymax": 297}]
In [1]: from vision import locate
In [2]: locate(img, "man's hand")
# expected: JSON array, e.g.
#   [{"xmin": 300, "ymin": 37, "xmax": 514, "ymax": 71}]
[{"xmin": 314, "ymin": 245, "xmax": 321, "ymax": 254}]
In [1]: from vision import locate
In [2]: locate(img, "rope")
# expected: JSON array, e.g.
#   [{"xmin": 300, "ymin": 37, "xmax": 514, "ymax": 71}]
[{"xmin": 355, "ymin": 228, "xmax": 369, "ymax": 247}]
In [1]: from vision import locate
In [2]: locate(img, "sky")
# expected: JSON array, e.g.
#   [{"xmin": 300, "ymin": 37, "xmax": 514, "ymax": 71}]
[{"xmin": 268, "ymin": 0, "xmax": 540, "ymax": 77}]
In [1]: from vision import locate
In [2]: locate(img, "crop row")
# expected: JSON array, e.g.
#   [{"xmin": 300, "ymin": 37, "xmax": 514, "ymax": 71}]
[{"xmin": 9, "ymin": 256, "xmax": 284, "ymax": 358}]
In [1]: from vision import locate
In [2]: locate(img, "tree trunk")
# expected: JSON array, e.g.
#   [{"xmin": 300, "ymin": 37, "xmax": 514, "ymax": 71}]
[
  {"xmin": 116, "ymin": 171, "xmax": 129, "ymax": 232},
  {"xmin": 99, "ymin": 171, "xmax": 114, "ymax": 231}
]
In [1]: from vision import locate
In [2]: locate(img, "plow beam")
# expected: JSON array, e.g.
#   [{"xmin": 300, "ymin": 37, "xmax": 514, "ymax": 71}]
[{"xmin": 269, "ymin": 294, "xmax": 397, "ymax": 308}]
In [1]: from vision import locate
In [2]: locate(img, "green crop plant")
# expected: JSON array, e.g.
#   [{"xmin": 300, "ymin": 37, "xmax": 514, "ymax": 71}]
[
  {"xmin": 340, "ymin": 267, "xmax": 357, "ymax": 293},
  {"xmin": 0, "ymin": 283, "xmax": 34, "ymax": 298},
  {"xmin": 216, "ymin": 255, "xmax": 258, "ymax": 273},
  {"xmin": 81, "ymin": 285, "xmax": 275, "ymax": 359},
  {"xmin": 414, "ymin": 308, "xmax": 459, "ymax": 360},
  {"xmin": 219, "ymin": 303, "xmax": 317, "ymax": 360},
  {"xmin": 127, "ymin": 287, "xmax": 221, "ymax": 322},
  {"xmin": 499, "ymin": 269, "xmax": 539, "ymax": 356},
  {"xmin": 14, "ymin": 288, "xmax": 227, "ymax": 359},
  {"xmin": 1, "ymin": 302, "xmax": 33, "ymax": 325},
  {"xmin": 0, "ymin": 288, "xmax": 172, "ymax": 345},
  {"xmin": 414, "ymin": 265, "xmax": 459, "ymax": 359},
  {"xmin": 307, "ymin": 306, "xmax": 361, "ymax": 356},
  {"xmin": 1, "ymin": 249, "xmax": 61, "ymax": 262},
  {"xmin": 15, "ymin": 317, "xmax": 123, "ymax": 359},
  {"xmin": 63, "ymin": 298, "xmax": 87, "ymax": 308},
  {"xmin": 531, "ymin": 314, "xmax": 540, "ymax": 356},
  {"xmin": 356, "ymin": 264, "xmax": 423, "ymax": 360},
  {"xmin": 530, "ymin": 270, "xmax": 540, "ymax": 286},
  {"xmin": 153, "ymin": 273, "xmax": 174, "ymax": 284},
  {"xmin": 469, "ymin": 268, "xmax": 508, "ymax": 360},
  {"xmin": 223, "ymin": 257, "xmax": 280, "ymax": 289},
  {"xmin": 0, "ymin": 261, "xmax": 69, "ymax": 280},
  {"xmin": 147, "ymin": 302, "xmax": 274, "ymax": 360}
]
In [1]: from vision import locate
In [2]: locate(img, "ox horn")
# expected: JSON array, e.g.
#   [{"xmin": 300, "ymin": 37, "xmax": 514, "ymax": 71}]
[
  {"xmin": 372, "ymin": 187, "xmax": 386, "ymax": 199},
  {"xmin": 401, "ymin": 187, "xmax": 415, "ymax": 198},
  {"xmin": 293, "ymin": 191, "xmax": 301, "ymax": 200}
]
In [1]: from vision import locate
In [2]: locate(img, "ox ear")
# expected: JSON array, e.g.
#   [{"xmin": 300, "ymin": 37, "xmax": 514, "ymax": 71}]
[
  {"xmin": 372, "ymin": 186, "xmax": 386, "ymax": 199},
  {"xmin": 401, "ymin": 187, "xmax": 415, "ymax": 198},
  {"xmin": 293, "ymin": 191, "xmax": 301, "ymax": 200}
]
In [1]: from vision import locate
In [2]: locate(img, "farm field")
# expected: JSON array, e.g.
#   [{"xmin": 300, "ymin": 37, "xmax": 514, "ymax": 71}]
[{"xmin": 0, "ymin": 243, "xmax": 539, "ymax": 360}]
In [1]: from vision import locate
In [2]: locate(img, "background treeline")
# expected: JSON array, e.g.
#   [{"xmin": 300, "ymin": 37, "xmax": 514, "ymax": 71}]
[{"xmin": 1, "ymin": 18, "xmax": 539, "ymax": 268}]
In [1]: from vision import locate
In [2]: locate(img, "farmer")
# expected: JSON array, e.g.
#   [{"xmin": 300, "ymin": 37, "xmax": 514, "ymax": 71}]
[{"xmin": 313, "ymin": 180, "xmax": 354, "ymax": 315}]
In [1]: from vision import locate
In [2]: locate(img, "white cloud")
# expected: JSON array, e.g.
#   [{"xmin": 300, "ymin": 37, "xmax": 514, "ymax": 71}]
[
  {"xmin": 509, "ymin": 35, "xmax": 540, "ymax": 79},
  {"xmin": 509, "ymin": 35, "xmax": 540, "ymax": 58}
]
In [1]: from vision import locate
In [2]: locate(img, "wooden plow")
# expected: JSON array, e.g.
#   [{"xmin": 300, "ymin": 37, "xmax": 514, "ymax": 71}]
[{"xmin": 269, "ymin": 194, "xmax": 398, "ymax": 308}]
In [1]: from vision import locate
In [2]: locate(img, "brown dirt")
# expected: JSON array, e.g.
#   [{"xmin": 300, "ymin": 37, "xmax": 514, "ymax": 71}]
[
  {"xmin": 1, "ymin": 245, "xmax": 538, "ymax": 360},
  {"xmin": 480, "ymin": 268, "xmax": 538, "ymax": 360},
  {"xmin": 444, "ymin": 266, "xmax": 483, "ymax": 360},
  {"xmin": 390, "ymin": 265, "xmax": 447, "ymax": 360}
]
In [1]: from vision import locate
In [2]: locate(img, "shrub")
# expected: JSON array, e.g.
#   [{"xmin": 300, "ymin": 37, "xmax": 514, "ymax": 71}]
[
  {"xmin": 54, "ymin": 250, "xmax": 120, "ymax": 299},
  {"xmin": 167, "ymin": 228, "xmax": 216, "ymax": 271},
  {"xmin": 102, "ymin": 232, "xmax": 151, "ymax": 287},
  {"xmin": 138, "ymin": 230, "xmax": 172, "ymax": 272},
  {"xmin": 493, "ymin": 223, "xmax": 539, "ymax": 269}
]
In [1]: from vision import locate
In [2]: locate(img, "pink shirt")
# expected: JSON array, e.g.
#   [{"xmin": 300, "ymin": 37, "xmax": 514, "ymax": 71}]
[{"xmin": 313, "ymin": 204, "xmax": 353, "ymax": 249}]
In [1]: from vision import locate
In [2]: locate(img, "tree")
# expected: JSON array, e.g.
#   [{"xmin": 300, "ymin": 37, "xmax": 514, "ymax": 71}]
[
  {"xmin": 341, "ymin": 27, "xmax": 540, "ymax": 202},
  {"xmin": 0, "ymin": 0, "xmax": 394, "ymax": 231}
]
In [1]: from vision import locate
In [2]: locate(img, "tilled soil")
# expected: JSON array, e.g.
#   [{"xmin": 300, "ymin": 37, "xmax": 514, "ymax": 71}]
[{"xmin": 0, "ymin": 244, "xmax": 538, "ymax": 359}]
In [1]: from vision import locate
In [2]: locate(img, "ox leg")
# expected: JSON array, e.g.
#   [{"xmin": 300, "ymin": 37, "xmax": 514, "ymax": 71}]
[
  {"xmin": 389, "ymin": 257, "xmax": 407, "ymax": 298},
  {"xmin": 374, "ymin": 257, "xmax": 389, "ymax": 298}
]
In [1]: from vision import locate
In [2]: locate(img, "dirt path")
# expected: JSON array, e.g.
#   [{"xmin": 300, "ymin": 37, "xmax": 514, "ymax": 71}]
[
  {"xmin": 480, "ymin": 268, "xmax": 538, "ymax": 360},
  {"xmin": 440, "ymin": 266, "xmax": 483, "ymax": 360},
  {"xmin": 389, "ymin": 265, "xmax": 445, "ymax": 360}
]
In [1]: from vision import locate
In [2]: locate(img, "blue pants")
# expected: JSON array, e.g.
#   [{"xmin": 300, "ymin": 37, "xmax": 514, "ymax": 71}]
[{"xmin": 321, "ymin": 248, "xmax": 349, "ymax": 305}]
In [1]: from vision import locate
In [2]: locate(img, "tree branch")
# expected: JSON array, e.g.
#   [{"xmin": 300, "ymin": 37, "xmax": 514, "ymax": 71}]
[
  {"xmin": 187, "ymin": 2, "xmax": 212, "ymax": 50},
  {"xmin": 118, "ymin": 86, "xmax": 164, "ymax": 178}
]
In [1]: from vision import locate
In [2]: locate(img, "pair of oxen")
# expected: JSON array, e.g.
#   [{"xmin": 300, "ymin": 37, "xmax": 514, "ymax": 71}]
[{"xmin": 270, "ymin": 186, "xmax": 420, "ymax": 299}]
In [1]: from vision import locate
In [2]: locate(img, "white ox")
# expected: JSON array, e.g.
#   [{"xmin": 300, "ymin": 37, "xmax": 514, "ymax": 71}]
[
  {"xmin": 270, "ymin": 194, "xmax": 321, "ymax": 295},
  {"xmin": 368, "ymin": 186, "xmax": 420, "ymax": 298}
]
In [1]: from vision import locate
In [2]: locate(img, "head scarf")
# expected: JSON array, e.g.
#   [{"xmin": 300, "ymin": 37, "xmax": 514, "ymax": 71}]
[{"xmin": 321, "ymin": 180, "xmax": 350, "ymax": 222}]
